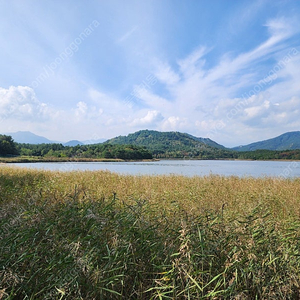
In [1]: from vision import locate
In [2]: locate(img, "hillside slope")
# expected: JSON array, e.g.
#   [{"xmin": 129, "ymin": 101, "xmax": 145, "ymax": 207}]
[
  {"xmin": 105, "ymin": 130, "xmax": 230, "ymax": 158},
  {"xmin": 233, "ymin": 131, "xmax": 300, "ymax": 151}
]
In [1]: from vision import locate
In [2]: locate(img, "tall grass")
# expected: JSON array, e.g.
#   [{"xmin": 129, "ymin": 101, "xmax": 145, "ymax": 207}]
[{"xmin": 1, "ymin": 166, "xmax": 300, "ymax": 299}]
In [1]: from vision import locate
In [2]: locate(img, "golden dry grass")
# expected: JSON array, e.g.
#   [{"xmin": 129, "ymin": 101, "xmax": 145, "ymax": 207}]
[
  {"xmin": 1, "ymin": 165, "xmax": 300, "ymax": 299},
  {"xmin": 2, "ymin": 166, "xmax": 298, "ymax": 218}
]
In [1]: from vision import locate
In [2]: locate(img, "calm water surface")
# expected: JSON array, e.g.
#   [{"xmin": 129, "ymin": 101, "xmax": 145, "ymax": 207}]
[{"xmin": 9, "ymin": 160, "xmax": 300, "ymax": 178}]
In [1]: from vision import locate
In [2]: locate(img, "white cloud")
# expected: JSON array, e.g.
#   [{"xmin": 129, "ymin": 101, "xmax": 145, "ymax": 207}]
[
  {"xmin": 75, "ymin": 101, "xmax": 88, "ymax": 117},
  {"xmin": 244, "ymin": 100, "xmax": 270, "ymax": 119},
  {"xmin": 88, "ymin": 88, "xmax": 131, "ymax": 113},
  {"xmin": 112, "ymin": 15, "xmax": 300, "ymax": 146},
  {"xmin": 131, "ymin": 86, "xmax": 171, "ymax": 111},
  {"xmin": 161, "ymin": 116, "xmax": 188, "ymax": 131},
  {"xmin": 0, "ymin": 86, "xmax": 52, "ymax": 121},
  {"xmin": 204, "ymin": 18, "xmax": 298, "ymax": 89},
  {"xmin": 143, "ymin": 17, "xmax": 299, "ymax": 129},
  {"xmin": 131, "ymin": 110, "xmax": 164, "ymax": 126},
  {"xmin": 1, "ymin": 2, "xmax": 299, "ymax": 147},
  {"xmin": 264, "ymin": 17, "xmax": 296, "ymax": 39},
  {"xmin": 177, "ymin": 46, "xmax": 208, "ymax": 78},
  {"xmin": 154, "ymin": 62, "xmax": 180, "ymax": 86},
  {"xmin": 116, "ymin": 26, "xmax": 138, "ymax": 44},
  {"xmin": 135, "ymin": 16, "xmax": 300, "ymax": 142}
]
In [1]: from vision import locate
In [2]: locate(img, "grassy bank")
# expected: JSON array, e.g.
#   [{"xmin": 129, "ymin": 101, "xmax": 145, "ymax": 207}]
[
  {"xmin": 0, "ymin": 156, "xmax": 127, "ymax": 163},
  {"xmin": 1, "ymin": 166, "xmax": 300, "ymax": 299}
]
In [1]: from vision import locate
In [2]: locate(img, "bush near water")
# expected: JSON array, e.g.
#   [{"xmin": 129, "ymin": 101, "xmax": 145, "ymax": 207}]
[{"xmin": 1, "ymin": 167, "xmax": 300, "ymax": 299}]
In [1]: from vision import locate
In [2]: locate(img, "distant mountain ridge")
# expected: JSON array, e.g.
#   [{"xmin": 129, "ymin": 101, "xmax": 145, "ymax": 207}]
[
  {"xmin": 3, "ymin": 131, "xmax": 105, "ymax": 145},
  {"xmin": 6, "ymin": 131, "xmax": 55, "ymax": 144},
  {"xmin": 82, "ymin": 138, "xmax": 107, "ymax": 145},
  {"xmin": 3, "ymin": 130, "xmax": 300, "ymax": 152},
  {"xmin": 63, "ymin": 140, "xmax": 84, "ymax": 146},
  {"xmin": 233, "ymin": 131, "xmax": 300, "ymax": 151}
]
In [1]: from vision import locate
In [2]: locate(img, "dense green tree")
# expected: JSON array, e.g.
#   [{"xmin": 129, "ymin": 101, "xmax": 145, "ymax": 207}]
[
  {"xmin": 0, "ymin": 135, "xmax": 19, "ymax": 156},
  {"xmin": 15, "ymin": 142, "xmax": 152, "ymax": 160}
]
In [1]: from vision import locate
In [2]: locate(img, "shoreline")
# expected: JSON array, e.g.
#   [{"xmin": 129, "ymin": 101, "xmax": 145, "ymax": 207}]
[
  {"xmin": 1, "ymin": 156, "xmax": 300, "ymax": 164},
  {"xmin": 0, "ymin": 156, "xmax": 159, "ymax": 164}
]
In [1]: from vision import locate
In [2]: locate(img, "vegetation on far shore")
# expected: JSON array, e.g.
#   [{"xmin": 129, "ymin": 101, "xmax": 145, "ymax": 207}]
[
  {"xmin": 0, "ymin": 156, "xmax": 127, "ymax": 164},
  {"xmin": 1, "ymin": 166, "xmax": 300, "ymax": 299},
  {"xmin": 2, "ymin": 133, "xmax": 300, "ymax": 161},
  {"xmin": 105, "ymin": 129, "xmax": 300, "ymax": 159},
  {"xmin": 0, "ymin": 134, "xmax": 153, "ymax": 161}
]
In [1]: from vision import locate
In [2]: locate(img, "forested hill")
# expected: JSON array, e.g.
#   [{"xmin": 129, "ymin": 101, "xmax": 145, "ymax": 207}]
[
  {"xmin": 233, "ymin": 131, "xmax": 300, "ymax": 151},
  {"xmin": 105, "ymin": 130, "xmax": 231, "ymax": 159}
]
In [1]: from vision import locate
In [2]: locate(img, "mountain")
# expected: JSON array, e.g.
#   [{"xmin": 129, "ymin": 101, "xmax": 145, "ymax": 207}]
[
  {"xmin": 233, "ymin": 131, "xmax": 300, "ymax": 151},
  {"xmin": 105, "ymin": 130, "xmax": 230, "ymax": 158},
  {"xmin": 6, "ymin": 131, "xmax": 55, "ymax": 144},
  {"xmin": 185, "ymin": 134, "xmax": 225, "ymax": 149},
  {"xmin": 3, "ymin": 131, "xmax": 106, "ymax": 145},
  {"xmin": 63, "ymin": 140, "xmax": 84, "ymax": 146},
  {"xmin": 82, "ymin": 138, "xmax": 107, "ymax": 145}
]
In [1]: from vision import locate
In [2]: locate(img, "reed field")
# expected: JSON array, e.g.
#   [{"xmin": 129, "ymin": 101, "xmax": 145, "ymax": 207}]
[{"xmin": 1, "ymin": 165, "xmax": 300, "ymax": 299}]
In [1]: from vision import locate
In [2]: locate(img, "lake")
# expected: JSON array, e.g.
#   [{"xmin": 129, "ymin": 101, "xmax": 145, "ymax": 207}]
[{"xmin": 8, "ymin": 159, "xmax": 300, "ymax": 178}]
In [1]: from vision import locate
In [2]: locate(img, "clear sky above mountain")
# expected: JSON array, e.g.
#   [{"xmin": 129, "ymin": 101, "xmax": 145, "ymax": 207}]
[{"xmin": 0, "ymin": 0, "xmax": 300, "ymax": 146}]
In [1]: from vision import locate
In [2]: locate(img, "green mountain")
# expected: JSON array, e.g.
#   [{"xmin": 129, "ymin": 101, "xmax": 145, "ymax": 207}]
[
  {"xmin": 233, "ymin": 131, "xmax": 300, "ymax": 151},
  {"xmin": 105, "ymin": 130, "xmax": 231, "ymax": 159}
]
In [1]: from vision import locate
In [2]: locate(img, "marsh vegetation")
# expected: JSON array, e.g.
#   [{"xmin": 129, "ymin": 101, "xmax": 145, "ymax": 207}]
[{"xmin": 1, "ymin": 167, "xmax": 300, "ymax": 299}]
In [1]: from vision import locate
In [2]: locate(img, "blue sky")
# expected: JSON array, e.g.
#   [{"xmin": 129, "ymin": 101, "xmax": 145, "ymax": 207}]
[{"xmin": 0, "ymin": 0, "xmax": 300, "ymax": 147}]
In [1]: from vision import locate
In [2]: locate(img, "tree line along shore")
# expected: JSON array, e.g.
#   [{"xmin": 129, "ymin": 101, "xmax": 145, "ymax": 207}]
[{"xmin": 1, "ymin": 134, "xmax": 300, "ymax": 161}]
